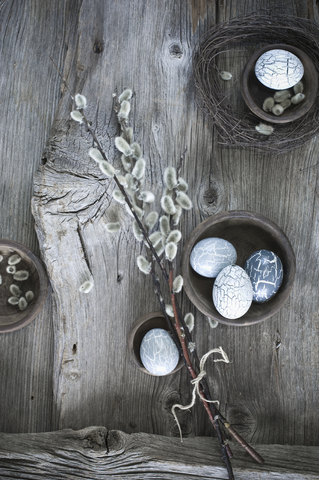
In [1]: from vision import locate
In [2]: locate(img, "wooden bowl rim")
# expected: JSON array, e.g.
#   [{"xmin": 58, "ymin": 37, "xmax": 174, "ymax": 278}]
[
  {"xmin": 181, "ymin": 211, "xmax": 296, "ymax": 327},
  {"xmin": 0, "ymin": 239, "xmax": 49, "ymax": 333},
  {"xmin": 127, "ymin": 311, "xmax": 184, "ymax": 376},
  {"xmin": 241, "ymin": 43, "xmax": 318, "ymax": 124}
]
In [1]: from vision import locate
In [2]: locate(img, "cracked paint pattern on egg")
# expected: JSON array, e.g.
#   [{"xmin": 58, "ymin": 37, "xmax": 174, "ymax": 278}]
[
  {"xmin": 140, "ymin": 328, "xmax": 179, "ymax": 376},
  {"xmin": 213, "ymin": 265, "xmax": 253, "ymax": 319},
  {"xmin": 244, "ymin": 250, "xmax": 283, "ymax": 303},
  {"xmin": 255, "ymin": 49, "xmax": 304, "ymax": 90},
  {"xmin": 190, "ymin": 238, "xmax": 237, "ymax": 278}
]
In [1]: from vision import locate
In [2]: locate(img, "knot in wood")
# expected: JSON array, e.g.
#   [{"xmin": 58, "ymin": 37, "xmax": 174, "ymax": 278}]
[
  {"xmin": 169, "ymin": 43, "xmax": 183, "ymax": 59},
  {"xmin": 198, "ymin": 179, "xmax": 225, "ymax": 217},
  {"xmin": 93, "ymin": 41, "xmax": 103, "ymax": 54}
]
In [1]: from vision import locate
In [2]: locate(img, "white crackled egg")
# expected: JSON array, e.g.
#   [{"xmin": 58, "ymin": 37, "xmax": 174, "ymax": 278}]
[
  {"xmin": 190, "ymin": 237, "xmax": 237, "ymax": 278},
  {"xmin": 140, "ymin": 328, "xmax": 179, "ymax": 376},
  {"xmin": 213, "ymin": 265, "xmax": 253, "ymax": 319}
]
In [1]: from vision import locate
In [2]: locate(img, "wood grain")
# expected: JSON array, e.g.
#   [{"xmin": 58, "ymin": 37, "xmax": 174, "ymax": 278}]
[{"xmin": 0, "ymin": 427, "xmax": 319, "ymax": 479}]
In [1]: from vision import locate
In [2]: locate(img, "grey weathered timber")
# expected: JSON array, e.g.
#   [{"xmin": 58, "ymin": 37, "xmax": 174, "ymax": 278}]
[{"xmin": 0, "ymin": 427, "xmax": 319, "ymax": 479}]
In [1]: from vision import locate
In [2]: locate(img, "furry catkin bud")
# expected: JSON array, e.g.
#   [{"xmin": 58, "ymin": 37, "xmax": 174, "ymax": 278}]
[
  {"xmin": 99, "ymin": 161, "xmax": 115, "ymax": 177},
  {"xmin": 255, "ymin": 123, "xmax": 274, "ymax": 135},
  {"xmin": 154, "ymin": 241, "xmax": 165, "ymax": 257},
  {"xmin": 161, "ymin": 195, "xmax": 176, "ymax": 215},
  {"xmin": 119, "ymin": 88, "xmax": 133, "ymax": 102},
  {"xmin": 184, "ymin": 313, "xmax": 194, "ymax": 332},
  {"xmin": 131, "ymin": 142, "xmax": 142, "ymax": 160},
  {"xmin": 163, "ymin": 187, "xmax": 173, "ymax": 197},
  {"xmin": 138, "ymin": 191, "xmax": 155, "ymax": 203},
  {"xmin": 75, "ymin": 94, "xmax": 87, "ymax": 109},
  {"xmin": 176, "ymin": 191, "xmax": 192, "ymax": 210},
  {"xmin": 126, "ymin": 127, "xmax": 133, "ymax": 144},
  {"xmin": 166, "ymin": 230, "xmax": 182, "ymax": 244},
  {"xmin": 79, "ymin": 280, "xmax": 94, "ymax": 293},
  {"xmin": 177, "ymin": 177, "xmax": 188, "ymax": 192},
  {"xmin": 220, "ymin": 71, "xmax": 232, "ymax": 80},
  {"xmin": 13, "ymin": 270, "xmax": 29, "ymax": 281},
  {"xmin": 291, "ymin": 93, "xmax": 305, "ymax": 104},
  {"xmin": 125, "ymin": 203, "xmax": 134, "ymax": 217},
  {"xmin": 159, "ymin": 215, "xmax": 170, "ymax": 236},
  {"xmin": 293, "ymin": 81, "xmax": 304, "ymax": 94},
  {"xmin": 149, "ymin": 231, "xmax": 163, "ymax": 247},
  {"xmin": 280, "ymin": 99, "xmax": 291, "ymax": 110},
  {"xmin": 133, "ymin": 221, "xmax": 143, "ymax": 242},
  {"xmin": 262, "ymin": 97, "xmax": 275, "ymax": 112},
  {"xmin": 25, "ymin": 291, "xmax": 34, "ymax": 302},
  {"xmin": 18, "ymin": 297, "xmax": 28, "ymax": 311},
  {"xmin": 117, "ymin": 175, "xmax": 128, "ymax": 187},
  {"xmin": 172, "ymin": 205, "xmax": 182, "ymax": 225},
  {"xmin": 173, "ymin": 275, "xmax": 183, "ymax": 293},
  {"xmin": 70, "ymin": 110, "xmax": 83, "ymax": 123},
  {"xmin": 272, "ymin": 104, "xmax": 284, "ymax": 116},
  {"xmin": 10, "ymin": 284, "xmax": 21, "ymax": 296},
  {"xmin": 164, "ymin": 167, "xmax": 178, "ymax": 190},
  {"xmin": 137, "ymin": 255, "xmax": 151, "ymax": 274},
  {"xmin": 165, "ymin": 242, "xmax": 177, "ymax": 261},
  {"xmin": 112, "ymin": 189, "xmax": 126, "ymax": 204},
  {"xmin": 207, "ymin": 317, "xmax": 219, "ymax": 329},
  {"xmin": 165, "ymin": 304, "xmax": 174, "ymax": 317},
  {"xmin": 106, "ymin": 222, "xmax": 121, "ymax": 233},
  {"xmin": 121, "ymin": 154, "xmax": 132, "ymax": 172},
  {"xmin": 132, "ymin": 204, "xmax": 144, "ymax": 220},
  {"xmin": 125, "ymin": 173, "xmax": 136, "ymax": 190},
  {"xmin": 8, "ymin": 296, "xmax": 19, "ymax": 305},
  {"xmin": 115, "ymin": 137, "xmax": 133, "ymax": 156},
  {"xmin": 118, "ymin": 100, "xmax": 131, "ymax": 119},
  {"xmin": 132, "ymin": 158, "xmax": 146, "ymax": 180},
  {"xmin": 89, "ymin": 148, "xmax": 104, "ymax": 163},
  {"xmin": 145, "ymin": 211, "xmax": 158, "ymax": 229},
  {"xmin": 8, "ymin": 254, "xmax": 21, "ymax": 265},
  {"xmin": 274, "ymin": 90, "xmax": 291, "ymax": 102}
]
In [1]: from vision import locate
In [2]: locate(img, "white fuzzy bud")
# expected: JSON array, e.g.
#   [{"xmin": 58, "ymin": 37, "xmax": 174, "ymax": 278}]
[
  {"xmin": 25, "ymin": 291, "xmax": 34, "ymax": 302},
  {"xmin": 106, "ymin": 222, "xmax": 121, "ymax": 233},
  {"xmin": 291, "ymin": 93, "xmax": 305, "ymax": 105},
  {"xmin": 293, "ymin": 81, "xmax": 304, "ymax": 94},
  {"xmin": 173, "ymin": 275, "xmax": 183, "ymax": 293},
  {"xmin": 126, "ymin": 127, "xmax": 133, "ymax": 144},
  {"xmin": 132, "ymin": 204, "xmax": 144, "ymax": 220},
  {"xmin": 262, "ymin": 97, "xmax": 275, "ymax": 112},
  {"xmin": 79, "ymin": 280, "xmax": 94, "ymax": 293},
  {"xmin": 138, "ymin": 191, "xmax": 155, "ymax": 203},
  {"xmin": 166, "ymin": 230, "xmax": 182, "ymax": 244},
  {"xmin": 172, "ymin": 205, "xmax": 182, "ymax": 225},
  {"xmin": 125, "ymin": 203, "xmax": 134, "ymax": 217},
  {"xmin": 8, "ymin": 296, "xmax": 19, "ymax": 306},
  {"xmin": 165, "ymin": 242, "xmax": 177, "ymax": 261},
  {"xmin": 177, "ymin": 177, "xmax": 188, "ymax": 192},
  {"xmin": 117, "ymin": 175, "xmax": 128, "ymax": 187},
  {"xmin": 119, "ymin": 88, "xmax": 133, "ymax": 102},
  {"xmin": 207, "ymin": 317, "xmax": 219, "ymax": 329},
  {"xmin": 125, "ymin": 173, "xmax": 137, "ymax": 190},
  {"xmin": 159, "ymin": 215, "xmax": 170, "ymax": 236},
  {"xmin": 121, "ymin": 154, "xmax": 132, "ymax": 172},
  {"xmin": 184, "ymin": 313, "xmax": 194, "ymax": 332},
  {"xmin": 163, "ymin": 187, "xmax": 173, "ymax": 197},
  {"xmin": 255, "ymin": 123, "xmax": 274, "ymax": 135},
  {"xmin": 274, "ymin": 90, "xmax": 291, "ymax": 102},
  {"xmin": 133, "ymin": 221, "xmax": 143, "ymax": 242},
  {"xmin": 165, "ymin": 304, "xmax": 174, "ymax": 317},
  {"xmin": 176, "ymin": 191, "xmax": 192, "ymax": 210},
  {"xmin": 112, "ymin": 189, "xmax": 126, "ymax": 204},
  {"xmin": 70, "ymin": 110, "xmax": 84, "ymax": 123},
  {"xmin": 99, "ymin": 161, "xmax": 115, "ymax": 177},
  {"xmin": 131, "ymin": 142, "xmax": 142, "ymax": 159},
  {"xmin": 145, "ymin": 211, "xmax": 158, "ymax": 229},
  {"xmin": 164, "ymin": 167, "xmax": 178, "ymax": 190},
  {"xmin": 271, "ymin": 104, "xmax": 284, "ymax": 116},
  {"xmin": 10, "ymin": 284, "xmax": 21, "ymax": 296},
  {"xmin": 188, "ymin": 342, "xmax": 196, "ymax": 353},
  {"xmin": 137, "ymin": 255, "xmax": 151, "ymax": 274},
  {"xmin": 149, "ymin": 231, "xmax": 163, "ymax": 247},
  {"xmin": 8, "ymin": 254, "xmax": 21, "ymax": 265},
  {"xmin": 154, "ymin": 241, "xmax": 165, "ymax": 257},
  {"xmin": 132, "ymin": 158, "xmax": 146, "ymax": 180},
  {"xmin": 161, "ymin": 195, "xmax": 176, "ymax": 215},
  {"xmin": 118, "ymin": 100, "xmax": 131, "ymax": 120},
  {"xmin": 280, "ymin": 99, "xmax": 291, "ymax": 110},
  {"xmin": 89, "ymin": 148, "xmax": 104, "ymax": 163},
  {"xmin": 18, "ymin": 297, "xmax": 28, "ymax": 311},
  {"xmin": 75, "ymin": 94, "xmax": 87, "ymax": 109},
  {"xmin": 115, "ymin": 137, "xmax": 133, "ymax": 156},
  {"xmin": 220, "ymin": 71, "xmax": 232, "ymax": 80},
  {"xmin": 13, "ymin": 270, "xmax": 29, "ymax": 281}
]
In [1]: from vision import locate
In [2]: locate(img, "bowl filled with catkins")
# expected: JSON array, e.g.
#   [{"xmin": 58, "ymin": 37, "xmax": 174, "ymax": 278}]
[
  {"xmin": 241, "ymin": 44, "xmax": 318, "ymax": 124},
  {"xmin": 0, "ymin": 239, "xmax": 48, "ymax": 332}
]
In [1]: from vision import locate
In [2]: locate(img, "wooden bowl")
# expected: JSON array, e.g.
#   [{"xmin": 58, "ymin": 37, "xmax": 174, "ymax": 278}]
[
  {"xmin": 127, "ymin": 311, "xmax": 184, "ymax": 376},
  {"xmin": 241, "ymin": 44, "xmax": 318, "ymax": 124},
  {"xmin": 181, "ymin": 211, "xmax": 296, "ymax": 326},
  {"xmin": 0, "ymin": 239, "xmax": 48, "ymax": 333}
]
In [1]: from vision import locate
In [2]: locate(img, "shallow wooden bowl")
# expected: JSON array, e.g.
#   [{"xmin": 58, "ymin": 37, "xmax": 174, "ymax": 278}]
[
  {"xmin": 241, "ymin": 44, "xmax": 318, "ymax": 124},
  {"xmin": 0, "ymin": 239, "xmax": 48, "ymax": 333},
  {"xmin": 181, "ymin": 211, "xmax": 296, "ymax": 327},
  {"xmin": 127, "ymin": 311, "xmax": 184, "ymax": 376}
]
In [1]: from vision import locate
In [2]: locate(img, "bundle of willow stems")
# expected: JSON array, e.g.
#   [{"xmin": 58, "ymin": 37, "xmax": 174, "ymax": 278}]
[{"xmin": 193, "ymin": 13, "xmax": 319, "ymax": 153}]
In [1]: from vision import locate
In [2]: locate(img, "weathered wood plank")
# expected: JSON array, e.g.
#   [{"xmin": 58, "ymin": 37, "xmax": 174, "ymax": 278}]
[{"xmin": 1, "ymin": 427, "xmax": 319, "ymax": 479}]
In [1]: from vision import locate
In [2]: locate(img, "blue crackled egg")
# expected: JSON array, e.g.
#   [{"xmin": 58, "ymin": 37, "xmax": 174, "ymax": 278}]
[
  {"xmin": 140, "ymin": 328, "xmax": 179, "ymax": 376},
  {"xmin": 244, "ymin": 250, "xmax": 283, "ymax": 303},
  {"xmin": 190, "ymin": 237, "xmax": 237, "ymax": 278}
]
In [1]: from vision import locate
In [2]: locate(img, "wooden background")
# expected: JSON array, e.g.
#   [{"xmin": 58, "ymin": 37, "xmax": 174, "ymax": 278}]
[{"xmin": 0, "ymin": 0, "xmax": 318, "ymax": 459}]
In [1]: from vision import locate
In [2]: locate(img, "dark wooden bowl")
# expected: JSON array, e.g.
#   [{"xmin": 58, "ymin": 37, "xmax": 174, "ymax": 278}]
[
  {"xmin": 127, "ymin": 311, "xmax": 184, "ymax": 376},
  {"xmin": 241, "ymin": 44, "xmax": 318, "ymax": 124},
  {"xmin": 0, "ymin": 239, "xmax": 48, "ymax": 333},
  {"xmin": 181, "ymin": 211, "xmax": 296, "ymax": 327}
]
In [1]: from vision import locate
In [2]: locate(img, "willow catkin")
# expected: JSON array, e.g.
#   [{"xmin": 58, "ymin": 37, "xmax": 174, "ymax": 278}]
[
  {"xmin": 131, "ymin": 142, "xmax": 142, "ymax": 159},
  {"xmin": 70, "ymin": 110, "xmax": 83, "ymax": 123},
  {"xmin": 75, "ymin": 94, "xmax": 87, "ymax": 109},
  {"xmin": 99, "ymin": 161, "xmax": 115, "ymax": 177},
  {"xmin": 166, "ymin": 230, "xmax": 182, "ymax": 244},
  {"xmin": 138, "ymin": 191, "xmax": 155, "ymax": 203},
  {"xmin": 291, "ymin": 93, "xmax": 305, "ymax": 104},
  {"xmin": 106, "ymin": 222, "xmax": 121, "ymax": 233},
  {"xmin": 172, "ymin": 205, "xmax": 182, "ymax": 225},
  {"xmin": 79, "ymin": 280, "xmax": 94, "ymax": 293},
  {"xmin": 89, "ymin": 147, "xmax": 104, "ymax": 163},
  {"xmin": 121, "ymin": 154, "xmax": 132, "ymax": 172},
  {"xmin": 145, "ymin": 211, "xmax": 158, "ymax": 229},
  {"xmin": 119, "ymin": 88, "xmax": 133, "ymax": 102},
  {"xmin": 175, "ymin": 191, "xmax": 192, "ymax": 210},
  {"xmin": 165, "ymin": 304, "xmax": 174, "ymax": 317},
  {"xmin": 133, "ymin": 221, "xmax": 143, "ymax": 241},
  {"xmin": 149, "ymin": 231, "xmax": 163, "ymax": 247},
  {"xmin": 165, "ymin": 242, "xmax": 177, "ymax": 261},
  {"xmin": 115, "ymin": 136, "xmax": 132, "ymax": 156},
  {"xmin": 184, "ymin": 312, "xmax": 194, "ymax": 332},
  {"xmin": 255, "ymin": 123, "xmax": 274, "ymax": 135},
  {"xmin": 112, "ymin": 190, "xmax": 126, "ymax": 204},
  {"xmin": 173, "ymin": 275, "xmax": 183, "ymax": 293},
  {"xmin": 8, "ymin": 254, "xmax": 21, "ymax": 265},
  {"xmin": 132, "ymin": 158, "xmax": 146, "ymax": 180},
  {"xmin": 164, "ymin": 167, "xmax": 178, "ymax": 190},
  {"xmin": 177, "ymin": 177, "xmax": 188, "ymax": 192},
  {"xmin": 159, "ymin": 215, "xmax": 170, "ymax": 236},
  {"xmin": 118, "ymin": 100, "xmax": 131, "ymax": 120},
  {"xmin": 220, "ymin": 71, "xmax": 232, "ymax": 80},
  {"xmin": 137, "ymin": 255, "xmax": 151, "ymax": 274},
  {"xmin": 161, "ymin": 195, "xmax": 176, "ymax": 215},
  {"xmin": 19, "ymin": 297, "xmax": 28, "ymax": 311},
  {"xmin": 14, "ymin": 270, "xmax": 29, "ymax": 281}
]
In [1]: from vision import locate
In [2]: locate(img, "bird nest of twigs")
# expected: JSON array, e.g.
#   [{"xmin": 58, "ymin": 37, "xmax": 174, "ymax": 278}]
[{"xmin": 193, "ymin": 13, "xmax": 319, "ymax": 153}]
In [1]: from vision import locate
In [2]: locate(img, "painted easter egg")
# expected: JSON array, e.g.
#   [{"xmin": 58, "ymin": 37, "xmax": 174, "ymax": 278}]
[
  {"xmin": 244, "ymin": 249, "xmax": 283, "ymax": 303},
  {"xmin": 190, "ymin": 237, "xmax": 237, "ymax": 278},
  {"xmin": 213, "ymin": 265, "xmax": 253, "ymax": 319},
  {"xmin": 140, "ymin": 328, "xmax": 179, "ymax": 376}
]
